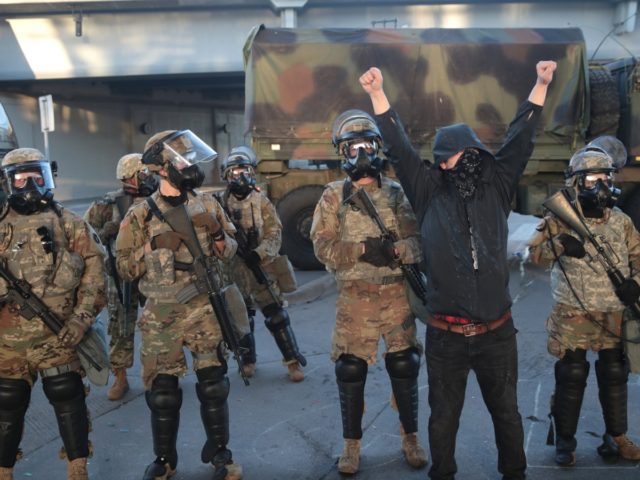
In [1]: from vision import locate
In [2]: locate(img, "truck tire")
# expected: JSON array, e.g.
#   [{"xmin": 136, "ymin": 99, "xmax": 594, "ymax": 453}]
[
  {"xmin": 588, "ymin": 67, "xmax": 620, "ymax": 138},
  {"xmin": 277, "ymin": 185, "xmax": 325, "ymax": 271}
]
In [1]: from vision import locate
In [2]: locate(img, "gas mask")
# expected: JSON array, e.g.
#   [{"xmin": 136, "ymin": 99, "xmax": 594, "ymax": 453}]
[
  {"xmin": 225, "ymin": 166, "xmax": 256, "ymax": 200},
  {"xmin": 135, "ymin": 170, "xmax": 159, "ymax": 197},
  {"xmin": 1, "ymin": 162, "xmax": 56, "ymax": 215},
  {"xmin": 577, "ymin": 175, "xmax": 620, "ymax": 218},
  {"xmin": 341, "ymin": 139, "xmax": 382, "ymax": 181}
]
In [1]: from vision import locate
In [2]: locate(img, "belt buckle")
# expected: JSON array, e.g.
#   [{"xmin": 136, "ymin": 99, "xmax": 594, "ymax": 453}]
[{"xmin": 461, "ymin": 323, "xmax": 478, "ymax": 337}]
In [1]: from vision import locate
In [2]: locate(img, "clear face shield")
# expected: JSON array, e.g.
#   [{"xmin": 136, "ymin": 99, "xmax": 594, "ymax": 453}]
[
  {"xmin": 161, "ymin": 130, "xmax": 217, "ymax": 171},
  {"xmin": 1, "ymin": 161, "xmax": 55, "ymax": 197}
]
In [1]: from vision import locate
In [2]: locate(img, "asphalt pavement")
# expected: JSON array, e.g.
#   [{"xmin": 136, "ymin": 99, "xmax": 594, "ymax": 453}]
[{"xmin": 11, "ymin": 212, "xmax": 640, "ymax": 480}]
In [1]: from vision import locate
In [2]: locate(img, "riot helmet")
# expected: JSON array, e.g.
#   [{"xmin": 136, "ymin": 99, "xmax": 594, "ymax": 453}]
[
  {"xmin": 586, "ymin": 135, "xmax": 627, "ymax": 170},
  {"xmin": 142, "ymin": 129, "xmax": 216, "ymax": 191},
  {"xmin": 0, "ymin": 148, "xmax": 56, "ymax": 215},
  {"xmin": 566, "ymin": 147, "xmax": 620, "ymax": 217},
  {"xmin": 221, "ymin": 145, "xmax": 258, "ymax": 199},
  {"xmin": 331, "ymin": 109, "xmax": 383, "ymax": 181},
  {"xmin": 116, "ymin": 153, "xmax": 158, "ymax": 197}
]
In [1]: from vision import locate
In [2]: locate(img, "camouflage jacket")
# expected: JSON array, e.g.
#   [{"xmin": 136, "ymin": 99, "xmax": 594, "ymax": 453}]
[
  {"xmin": 311, "ymin": 176, "xmax": 422, "ymax": 282},
  {"xmin": 0, "ymin": 204, "xmax": 107, "ymax": 322},
  {"xmin": 115, "ymin": 190, "xmax": 237, "ymax": 303},
  {"xmin": 84, "ymin": 189, "xmax": 145, "ymax": 245},
  {"xmin": 528, "ymin": 207, "xmax": 640, "ymax": 312},
  {"xmin": 222, "ymin": 189, "xmax": 281, "ymax": 261}
]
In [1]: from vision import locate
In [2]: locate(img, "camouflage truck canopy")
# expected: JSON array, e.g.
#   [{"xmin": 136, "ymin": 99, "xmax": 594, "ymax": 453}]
[{"xmin": 243, "ymin": 25, "xmax": 588, "ymax": 162}]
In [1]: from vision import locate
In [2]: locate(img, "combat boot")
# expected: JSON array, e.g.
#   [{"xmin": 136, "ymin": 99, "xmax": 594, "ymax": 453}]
[
  {"xmin": 67, "ymin": 457, "xmax": 88, "ymax": 480},
  {"xmin": 143, "ymin": 456, "xmax": 177, "ymax": 480},
  {"xmin": 0, "ymin": 467, "xmax": 13, "ymax": 480},
  {"xmin": 338, "ymin": 439, "xmax": 361, "ymax": 475},
  {"xmin": 286, "ymin": 362, "xmax": 304, "ymax": 382},
  {"xmin": 400, "ymin": 425, "xmax": 428, "ymax": 468},
  {"xmin": 598, "ymin": 433, "xmax": 640, "ymax": 461},
  {"xmin": 240, "ymin": 363, "xmax": 256, "ymax": 378},
  {"xmin": 107, "ymin": 368, "xmax": 129, "ymax": 401},
  {"xmin": 211, "ymin": 462, "xmax": 243, "ymax": 480}
]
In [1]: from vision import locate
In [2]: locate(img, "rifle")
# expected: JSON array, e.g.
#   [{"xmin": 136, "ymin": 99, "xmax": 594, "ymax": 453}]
[
  {"xmin": 0, "ymin": 261, "xmax": 109, "ymax": 386},
  {"xmin": 344, "ymin": 187, "xmax": 428, "ymax": 306},
  {"xmin": 153, "ymin": 202, "xmax": 250, "ymax": 386},
  {"xmin": 113, "ymin": 194, "xmax": 134, "ymax": 336},
  {"xmin": 227, "ymin": 206, "xmax": 281, "ymax": 307},
  {"xmin": 543, "ymin": 189, "xmax": 640, "ymax": 317}
]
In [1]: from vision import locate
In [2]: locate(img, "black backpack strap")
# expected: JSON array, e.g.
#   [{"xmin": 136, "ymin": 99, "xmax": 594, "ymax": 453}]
[{"xmin": 145, "ymin": 197, "xmax": 165, "ymax": 223}]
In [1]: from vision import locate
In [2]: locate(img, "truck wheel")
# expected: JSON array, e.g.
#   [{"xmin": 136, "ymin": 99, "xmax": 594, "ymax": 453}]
[
  {"xmin": 622, "ymin": 189, "xmax": 640, "ymax": 231},
  {"xmin": 277, "ymin": 185, "xmax": 325, "ymax": 271},
  {"xmin": 588, "ymin": 67, "xmax": 620, "ymax": 138}
]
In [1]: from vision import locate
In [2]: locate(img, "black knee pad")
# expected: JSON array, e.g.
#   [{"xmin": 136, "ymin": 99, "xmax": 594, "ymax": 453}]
[
  {"xmin": 146, "ymin": 374, "xmax": 182, "ymax": 412},
  {"xmin": 596, "ymin": 348, "xmax": 628, "ymax": 386},
  {"xmin": 385, "ymin": 347, "xmax": 421, "ymax": 379},
  {"xmin": 0, "ymin": 378, "xmax": 31, "ymax": 411},
  {"xmin": 42, "ymin": 372, "xmax": 84, "ymax": 404},
  {"xmin": 196, "ymin": 367, "xmax": 229, "ymax": 406},
  {"xmin": 264, "ymin": 306, "xmax": 290, "ymax": 333},
  {"xmin": 556, "ymin": 350, "xmax": 590, "ymax": 385},
  {"xmin": 335, "ymin": 354, "xmax": 368, "ymax": 383}
]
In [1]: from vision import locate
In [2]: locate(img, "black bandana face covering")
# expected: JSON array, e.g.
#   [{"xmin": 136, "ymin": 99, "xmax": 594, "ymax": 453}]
[{"xmin": 446, "ymin": 148, "xmax": 483, "ymax": 199}]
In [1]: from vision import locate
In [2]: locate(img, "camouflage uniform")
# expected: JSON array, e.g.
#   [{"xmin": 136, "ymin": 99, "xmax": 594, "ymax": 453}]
[
  {"xmin": 527, "ymin": 144, "xmax": 640, "ymax": 464},
  {"xmin": 116, "ymin": 128, "xmax": 243, "ymax": 480},
  {"xmin": 84, "ymin": 190, "xmax": 144, "ymax": 372},
  {"xmin": 528, "ymin": 210, "xmax": 640, "ymax": 357},
  {"xmin": 311, "ymin": 175, "xmax": 425, "ymax": 472},
  {"xmin": 221, "ymin": 188, "xmax": 305, "ymax": 379},
  {"xmin": 115, "ymin": 190, "xmax": 238, "ymax": 387},
  {"xmin": 0, "ymin": 148, "xmax": 106, "ymax": 480}
]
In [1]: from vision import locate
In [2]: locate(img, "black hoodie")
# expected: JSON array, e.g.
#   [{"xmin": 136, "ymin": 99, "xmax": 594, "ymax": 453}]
[{"xmin": 376, "ymin": 101, "xmax": 542, "ymax": 322}]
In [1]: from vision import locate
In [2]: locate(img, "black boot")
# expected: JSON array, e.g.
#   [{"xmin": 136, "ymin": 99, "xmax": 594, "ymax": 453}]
[
  {"xmin": 0, "ymin": 378, "xmax": 31, "ymax": 468},
  {"xmin": 143, "ymin": 374, "xmax": 181, "ymax": 479},
  {"xmin": 335, "ymin": 354, "xmax": 367, "ymax": 439},
  {"xmin": 239, "ymin": 317, "xmax": 257, "ymax": 366},
  {"xmin": 595, "ymin": 348, "xmax": 629, "ymax": 461},
  {"xmin": 42, "ymin": 372, "xmax": 90, "ymax": 461},
  {"xmin": 550, "ymin": 350, "xmax": 589, "ymax": 466},
  {"xmin": 263, "ymin": 304, "xmax": 307, "ymax": 366}
]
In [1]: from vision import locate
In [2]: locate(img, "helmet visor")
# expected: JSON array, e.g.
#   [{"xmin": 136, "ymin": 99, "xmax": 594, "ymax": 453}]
[
  {"xmin": 162, "ymin": 130, "xmax": 217, "ymax": 170},
  {"xmin": 225, "ymin": 165, "xmax": 255, "ymax": 181},
  {"xmin": 1, "ymin": 161, "xmax": 55, "ymax": 196}
]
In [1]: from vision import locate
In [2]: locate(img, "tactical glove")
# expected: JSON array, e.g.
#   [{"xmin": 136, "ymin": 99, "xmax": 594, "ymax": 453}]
[
  {"xmin": 192, "ymin": 212, "xmax": 222, "ymax": 236},
  {"xmin": 359, "ymin": 236, "xmax": 397, "ymax": 268},
  {"xmin": 557, "ymin": 233, "xmax": 586, "ymax": 259},
  {"xmin": 151, "ymin": 231, "xmax": 187, "ymax": 252},
  {"xmin": 615, "ymin": 278, "xmax": 640, "ymax": 306},
  {"xmin": 58, "ymin": 315, "xmax": 90, "ymax": 347},
  {"xmin": 101, "ymin": 221, "xmax": 120, "ymax": 241}
]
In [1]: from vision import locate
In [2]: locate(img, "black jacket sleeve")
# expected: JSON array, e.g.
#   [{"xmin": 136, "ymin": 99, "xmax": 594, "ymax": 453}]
[
  {"xmin": 375, "ymin": 109, "xmax": 435, "ymax": 223},
  {"xmin": 493, "ymin": 100, "xmax": 543, "ymax": 209}
]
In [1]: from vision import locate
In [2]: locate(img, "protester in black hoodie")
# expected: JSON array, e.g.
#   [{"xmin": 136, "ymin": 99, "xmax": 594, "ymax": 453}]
[{"xmin": 360, "ymin": 61, "xmax": 556, "ymax": 480}]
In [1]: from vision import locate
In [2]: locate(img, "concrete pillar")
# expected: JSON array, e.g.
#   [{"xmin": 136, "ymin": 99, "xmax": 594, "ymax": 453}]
[
  {"xmin": 614, "ymin": 1, "xmax": 638, "ymax": 34},
  {"xmin": 269, "ymin": 0, "xmax": 308, "ymax": 28}
]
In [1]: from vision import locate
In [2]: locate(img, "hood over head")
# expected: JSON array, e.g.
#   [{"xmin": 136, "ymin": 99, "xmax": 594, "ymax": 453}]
[{"xmin": 432, "ymin": 123, "xmax": 492, "ymax": 165}]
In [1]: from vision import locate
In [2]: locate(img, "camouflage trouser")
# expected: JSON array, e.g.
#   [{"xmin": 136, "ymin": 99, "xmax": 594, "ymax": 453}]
[
  {"xmin": 331, "ymin": 280, "xmax": 422, "ymax": 365},
  {"xmin": 546, "ymin": 303, "xmax": 624, "ymax": 359},
  {"xmin": 0, "ymin": 321, "xmax": 81, "ymax": 386},
  {"xmin": 139, "ymin": 294, "xmax": 227, "ymax": 389},
  {"xmin": 106, "ymin": 276, "xmax": 140, "ymax": 370},
  {"xmin": 231, "ymin": 257, "xmax": 282, "ymax": 312}
]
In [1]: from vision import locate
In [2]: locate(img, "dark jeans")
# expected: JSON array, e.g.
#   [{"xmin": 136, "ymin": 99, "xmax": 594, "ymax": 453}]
[{"xmin": 426, "ymin": 318, "xmax": 526, "ymax": 480}]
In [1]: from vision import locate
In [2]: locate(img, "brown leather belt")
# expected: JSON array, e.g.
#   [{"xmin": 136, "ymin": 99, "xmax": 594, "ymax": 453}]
[{"xmin": 427, "ymin": 310, "xmax": 511, "ymax": 337}]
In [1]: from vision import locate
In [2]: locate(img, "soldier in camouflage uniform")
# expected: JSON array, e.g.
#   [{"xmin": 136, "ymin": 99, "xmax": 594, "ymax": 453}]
[
  {"xmin": 310, "ymin": 110, "xmax": 427, "ymax": 475},
  {"xmin": 84, "ymin": 153, "xmax": 158, "ymax": 400},
  {"xmin": 528, "ymin": 138, "xmax": 640, "ymax": 465},
  {"xmin": 218, "ymin": 145, "xmax": 306, "ymax": 382},
  {"xmin": 0, "ymin": 148, "xmax": 106, "ymax": 480},
  {"xmin": 115, "ymin": 130, "xmax": 243, "ymax": 480}
]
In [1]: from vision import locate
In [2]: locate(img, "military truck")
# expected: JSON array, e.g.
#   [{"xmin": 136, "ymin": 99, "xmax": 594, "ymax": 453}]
[{"xmin": 243, "ymin": 25, "xmax": 640, "ymax": 270}]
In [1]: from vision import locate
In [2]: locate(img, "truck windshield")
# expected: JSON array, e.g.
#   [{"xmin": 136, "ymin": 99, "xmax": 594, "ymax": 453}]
[{"xmin": 0, "ymin": 104, "xmax": 18, "ymax": 159}]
